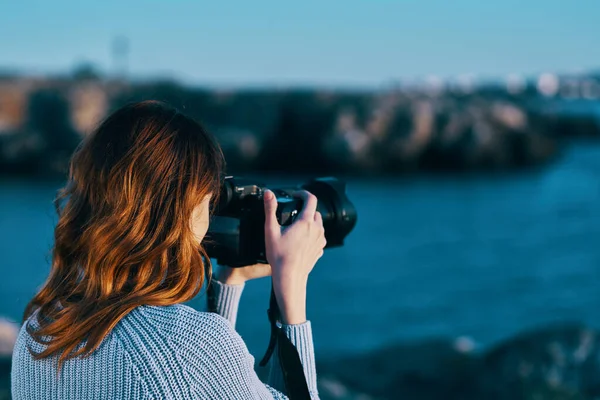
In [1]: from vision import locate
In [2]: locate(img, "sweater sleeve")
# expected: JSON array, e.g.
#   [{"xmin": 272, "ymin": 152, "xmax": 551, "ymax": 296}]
[
  {"xmin": 208, "ymin": 279, "xmax": 244, "ymax": 327},
  {"xmin": 180, "ymin": 312, "xmax": 285, "ymax": 399},
  {"xmin": 180, "ymin": 312, "xmax": 319, "ymax": 399},
  {"xmin": 206, "ymin": 281, "xmax": 319, "ymax": 398}
]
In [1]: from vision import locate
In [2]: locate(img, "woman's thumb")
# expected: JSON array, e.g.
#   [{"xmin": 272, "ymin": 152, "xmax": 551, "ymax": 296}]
[{"xmin": 263, "ymin": 190, "xmax": 280, "ymax": 237}]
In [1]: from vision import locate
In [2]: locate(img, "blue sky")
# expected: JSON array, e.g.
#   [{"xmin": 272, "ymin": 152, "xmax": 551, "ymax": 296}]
[{"xmin": 1, "ymin": 0, "xmax": 599, "ymax": 87}]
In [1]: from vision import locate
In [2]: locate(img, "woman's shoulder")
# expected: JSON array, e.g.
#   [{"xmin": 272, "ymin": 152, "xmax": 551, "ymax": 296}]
[
  {"xmin": 118, "ymin": 304, "xmax": 238, "ymax": 345},
  {"xmin": 113, "ymin": 304, "xmax": 251, "ymax": 373},
  {"xmin": 132, "ymin": 303, "xmax": 230, "ymax": 326}
]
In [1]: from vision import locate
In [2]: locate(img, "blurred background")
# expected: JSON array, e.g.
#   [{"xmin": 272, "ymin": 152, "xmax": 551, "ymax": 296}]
[{"xmin": 2, "ymin": 1, "xmax": 600, "ymax": 399}]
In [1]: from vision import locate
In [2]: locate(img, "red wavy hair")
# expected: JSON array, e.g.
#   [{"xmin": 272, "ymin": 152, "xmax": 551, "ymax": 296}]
[{"xmin": 23, "ymin": 100, "xmax": 224, "ymax": 369}]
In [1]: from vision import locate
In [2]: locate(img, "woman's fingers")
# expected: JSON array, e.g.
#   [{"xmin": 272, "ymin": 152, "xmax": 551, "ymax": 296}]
[
  {"xmin": 295, "ymin": 190, "xmax": 318, "ymax": 221},
  {"xmin": 263, "ymin": 190, "xmax": 281, "ymax": 239},
  {"xmin": 320, "ymin": 236, "xmax": 327, "ymax": 249},
  {"xmin": 314, "ymin": 211, "xmax": 323, "ymax": 224}
]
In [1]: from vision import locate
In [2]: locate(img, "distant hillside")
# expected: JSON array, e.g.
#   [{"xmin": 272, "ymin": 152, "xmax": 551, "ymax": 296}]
[{"xmin": 0, "ymin": 75, "xmax": 599, "ymax": 178}]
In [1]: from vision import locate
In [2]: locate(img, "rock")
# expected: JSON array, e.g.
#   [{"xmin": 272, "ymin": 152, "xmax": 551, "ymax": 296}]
[
  {"xmin": 5, "ymin": 316, "xmax": 600, "ymax": 399},
  {"xmin": 0, "ymin": 319, "xmax": 15, "ymax": 400},
  {"xmin": 317, "ymin": 323, "xmax": 600, "ymax": 400},
  {"xmin": 0, "ymin": 87, "xmax": 79, "ymax": 177},
  {"xmin": 477, "ymin": 323, "xmax": 600, "ymax": 400},
  {"xmin": 317, "ymin": 337, "xmax": 479, "ymax": 400},
  {"xmin": 0, "ymin": 357, "xmax": 9, "ymax": 400},
  {"xmin": 318, "ymin": 376, "xmax": 381, "ymax": 400},
  {"xmin": 0, "ymin": 75, "xmax": 594, "ymax": 177},
  {"xmin": 0, "ymin": 319, "xmax": 18, "ymax": 357}
]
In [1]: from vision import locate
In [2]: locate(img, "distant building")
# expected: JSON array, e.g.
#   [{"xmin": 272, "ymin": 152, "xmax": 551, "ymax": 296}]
[{"xmin": 537, "ymin": 73, "xmax": 559, "ymax": 97}]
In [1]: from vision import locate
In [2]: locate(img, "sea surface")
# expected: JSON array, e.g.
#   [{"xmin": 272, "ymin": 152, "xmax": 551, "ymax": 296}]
[{"xmin": 2, "ymin": 142, "xmax": 600, "ymax": 359}]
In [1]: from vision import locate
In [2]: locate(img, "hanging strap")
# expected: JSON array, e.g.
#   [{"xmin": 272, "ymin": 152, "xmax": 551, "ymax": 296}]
[
  {"xmin": 259, "ymin": 285, "xmax": 311, "ymax": 400},
  {"xmin": 208, "ymin": 279, "xmax": 311, "ymax": 399},
  {"xmin": 206, "ymin": 278, "xmax": 218, "ymax": 313}
]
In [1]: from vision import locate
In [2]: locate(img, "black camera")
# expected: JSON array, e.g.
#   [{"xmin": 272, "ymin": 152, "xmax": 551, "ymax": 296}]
[{"xmin": 204, "ymin": 177, "xmax": 357, "ymax": 267}]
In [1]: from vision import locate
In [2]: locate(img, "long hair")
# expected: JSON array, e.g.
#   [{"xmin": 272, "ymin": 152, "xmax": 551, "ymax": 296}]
[{"xmin": 23, "ymin": 100, "xmax": 224, "ymax": 369}]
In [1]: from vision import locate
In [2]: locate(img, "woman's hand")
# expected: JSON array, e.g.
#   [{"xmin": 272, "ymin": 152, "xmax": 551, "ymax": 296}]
[
  {"xmin": 214, "ymin": 263, "xmax": 271, "ymax": 286},
  {"xmin": 263, "ymin": 189, "xmax": 326, "ymax": 325}
]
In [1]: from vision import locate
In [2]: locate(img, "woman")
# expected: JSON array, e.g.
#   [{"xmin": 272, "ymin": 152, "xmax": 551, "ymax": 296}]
[{"xmin": 11, "ymin": 101, "xmax": 325, "ymax": 399}]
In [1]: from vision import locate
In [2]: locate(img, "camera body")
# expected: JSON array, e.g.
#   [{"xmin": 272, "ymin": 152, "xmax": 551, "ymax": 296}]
[{"xmin": 204, "ymin": 177, "xmax": 357, "ymax": 267}]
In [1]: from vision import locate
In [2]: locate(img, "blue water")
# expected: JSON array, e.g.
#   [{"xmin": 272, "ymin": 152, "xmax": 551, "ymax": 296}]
[{"xmin": 2, "ymin": 143, "xmax": 600, "ymax": 359}]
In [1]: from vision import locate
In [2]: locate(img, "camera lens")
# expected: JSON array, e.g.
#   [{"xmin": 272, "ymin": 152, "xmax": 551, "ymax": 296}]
[{"xmin": 301, "ymin": 178, "xmax": 357, "ymax": 247}]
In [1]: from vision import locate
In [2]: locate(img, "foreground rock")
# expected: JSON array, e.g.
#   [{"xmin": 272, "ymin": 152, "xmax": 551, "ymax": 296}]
[
  {"xmin": 0, "ymin": 319, "xmax": 16, "ymax": 400},
  {"xmin": 478, "ymin": 323, "xmax": 600, "ymax": 400},
  {"xmin": 0, "ymin": 357, "xmax": 8, "ymax": 400},
  {"xmin": 317, "ymin": 337, "xmax": 478, "ymax": 400},
  {"xmin": 2, "ymin": 318, "xmax": 600, "ymax": 399},
  {"xmin": 318, "ymin": 323, "xmax": 600, "ymax": 400}
]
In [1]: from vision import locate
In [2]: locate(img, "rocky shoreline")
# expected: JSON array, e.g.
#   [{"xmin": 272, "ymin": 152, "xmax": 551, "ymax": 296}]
[
  {"xmin": 3, "ymin": 319, "xmax": 600, "ymax": 399},
  {"xmin": 1, "ymin": 76, "xmax": 599, "ymax": 178},
  {"xmin": 316, "ymin": 322, "xmax": 600, "ymax": 399}
]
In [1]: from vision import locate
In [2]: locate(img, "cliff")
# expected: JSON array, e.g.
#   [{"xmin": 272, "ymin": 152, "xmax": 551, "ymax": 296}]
[{"xmin": 1, "ymin": 76, "xmax": 598, "ymax": 178}]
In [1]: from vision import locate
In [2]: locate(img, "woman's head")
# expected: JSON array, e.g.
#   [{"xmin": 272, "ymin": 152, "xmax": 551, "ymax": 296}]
[{"xmin": 24, "ymin": 100, "xmax": 223, "ymax": 367}]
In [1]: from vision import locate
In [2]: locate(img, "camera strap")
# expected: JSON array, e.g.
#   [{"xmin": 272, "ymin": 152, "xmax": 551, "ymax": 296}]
[
  {"xmin": 208, "ymin": 279, "xmax": 311, "ymax": 399},
  {"xmin": 259, "ymin": 285, "xmax": 311, "ymax": 400}
]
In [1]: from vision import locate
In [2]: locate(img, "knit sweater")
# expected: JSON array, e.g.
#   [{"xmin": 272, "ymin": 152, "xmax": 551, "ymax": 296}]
[{"xmin": 11, "ymin": 280, "xmax": 319, "ymax": 399}]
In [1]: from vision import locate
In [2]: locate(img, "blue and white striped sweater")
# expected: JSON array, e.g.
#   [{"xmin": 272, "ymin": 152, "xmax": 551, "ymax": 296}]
[{"xmin": 11, "ymin": 280, "xmax": 318, "ymax": 399}]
